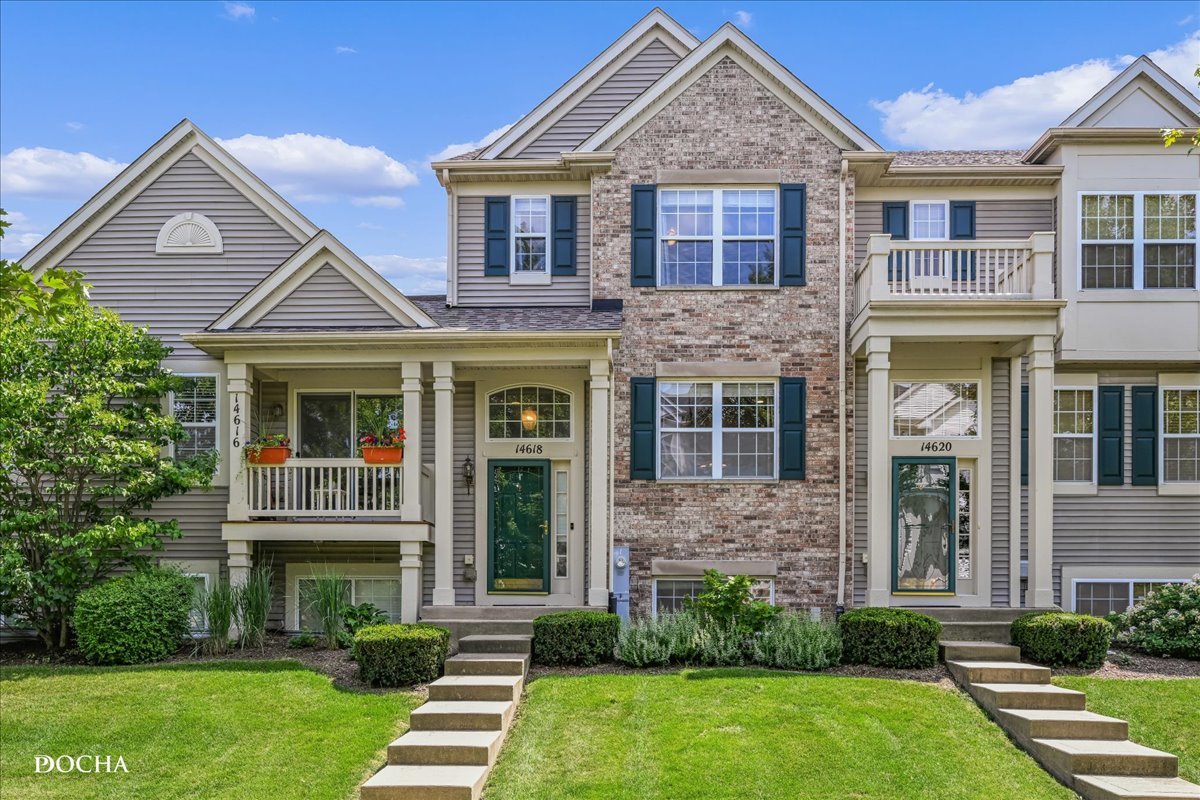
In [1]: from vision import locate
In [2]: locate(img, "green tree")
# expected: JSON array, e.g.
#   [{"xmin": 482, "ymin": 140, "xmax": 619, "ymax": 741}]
[
  {"xmin": 0, "ymin": 210, "xmax": 90, "ymax": 322},
  {"xmin": 1160, "ymin": 66, "xmax": 1200, "ymax": 155}
]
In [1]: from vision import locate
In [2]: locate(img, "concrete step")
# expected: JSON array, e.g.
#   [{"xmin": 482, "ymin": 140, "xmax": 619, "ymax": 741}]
[
  {"xmin": 940, "ymin": 640, "xmax": 1021, "ymax": 661},
  {"xmin": 946, "ymin": 659, "xmax": 1051, "ymax": 685},
  {"xmin": 420, "ymin": 605, "xmax": 586, "ymax": 621},
  {"xmin": 458, "ymin": 634, "xmax": 532, "ymax": 655},
  {"xmin": 938, "ymin": 620, "xmax": 1014, "ymax": 642},
  {"xmin": 431, "ymin": 620, "xmax": 535, "ymax": 644},
  {"xmin": 901, "ymin": 606, "xmax": 1055, "ymax": 624},
  {"xmin": 360, "ymin": 764, "xmax": 489, "ymax": 800},
  {"xmin": 387, "ymin": 730, "xmax": 505, "ymax": 767},
  {"xmin": 429, "ymin": 675, "xmax": 524, "ymax": 703},
  {"xmin": 444, "ymin": 654, "xmax": 528, "ymax": 677},
  {"xmin": 1033, "ymin": 740, "xmax": 1179, "ymax": 781},
  {"xmin": 1074, "ymin": 775, "xmax": 1200, "ymax": 800},
  {"xmin": 996, "ymin": 709, "xmax": 1129, "ymax": 741},
  {"xmin": 970, "ymin": 683, "xmax": 1087, "ymax": 711},
  {"xmin": 409, "ymin": 701, "xmax": 515, "ymax": 732}
]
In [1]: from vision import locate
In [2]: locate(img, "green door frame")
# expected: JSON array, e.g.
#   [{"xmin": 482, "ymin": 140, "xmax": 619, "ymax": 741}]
[
  {"xmin": 891, "ymin": 456, "xmax": 957, "ymax": 596},
  {"xmin": 487, "ymin": 459, "xmax": 551, "ymax": 595}
]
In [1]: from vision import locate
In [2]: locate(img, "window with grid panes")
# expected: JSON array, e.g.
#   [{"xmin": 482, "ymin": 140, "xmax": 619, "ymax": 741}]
[
  {"xmin": 658, "ymin": 188, "xmax": 776, "ymax": 286},
  {"xmin": 1162, "ymin": 388, "xmax": 1200, "ymax": 482},
  {"xmin": 1054, "ymin": 389, "xmax": 1095, "ymax": 482},
  {"xmin": 658, "ymin": 381, "xmax": 776, "ymax": 479},
  {"xmin": 173, "ymin": 375, "xmax": 218, "ymax": 458}
]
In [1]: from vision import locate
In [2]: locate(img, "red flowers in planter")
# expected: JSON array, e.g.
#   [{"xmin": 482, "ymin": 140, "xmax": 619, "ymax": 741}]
[{"xmin": 359, "ymin": 430, "xmax": 405, "ymax": 463}]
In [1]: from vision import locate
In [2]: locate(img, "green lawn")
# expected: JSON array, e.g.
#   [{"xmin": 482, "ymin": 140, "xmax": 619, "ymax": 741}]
[
  {"xmin": 484, "ymin": 669, "xmax": 1075, "ymax": 800},
  {"xmin": 1053, "ymin": 676, "xmax": 1200, "ymax": 784},
  {"xmin": 0, "ymin": 660, "xmax": 421, "ymax": 800}
]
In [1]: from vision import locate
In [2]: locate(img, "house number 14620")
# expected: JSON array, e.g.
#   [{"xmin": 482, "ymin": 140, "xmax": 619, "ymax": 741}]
[{"xmin": 920, "ymin": 441, "xmax": 952, "ymax": 452}]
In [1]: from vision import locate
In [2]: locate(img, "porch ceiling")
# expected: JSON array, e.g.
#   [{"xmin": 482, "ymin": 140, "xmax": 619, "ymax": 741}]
[{"xmin": 849, "ymin": 299, "xmax": 1065, "ymax": 355}]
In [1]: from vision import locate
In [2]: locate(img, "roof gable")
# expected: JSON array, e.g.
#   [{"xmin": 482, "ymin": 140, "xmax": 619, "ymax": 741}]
[{"xmin": 1061, "ymin": 56, "xmax": 1200, "ymax": 128}]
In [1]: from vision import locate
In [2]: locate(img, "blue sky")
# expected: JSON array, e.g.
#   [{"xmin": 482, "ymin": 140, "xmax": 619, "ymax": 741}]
[{"xmin": 2, "ymin": 1, "xmax": 1197, "ymax": 294}]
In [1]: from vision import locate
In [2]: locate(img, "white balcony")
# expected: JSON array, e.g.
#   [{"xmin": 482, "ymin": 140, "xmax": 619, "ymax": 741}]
[{"xmin": 234, "ymin": 459, "xmax": 434, "ymax": 523}]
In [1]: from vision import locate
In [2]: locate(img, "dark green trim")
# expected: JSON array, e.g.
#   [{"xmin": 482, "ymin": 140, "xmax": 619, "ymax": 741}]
[
  {"xmin": 484, "ymin": 196, "xmax": 510, "ymax": 276},
  {"xmin": 950, "ymin": 200, "xmax": 977, "ymax": 279},
  {"xmin": 629, "ymin": 377, "xmax": 657, "ymax": 480},
  {"xmin": 779, "ymin": 184, "xmax": 807, "ymax": 286},
  {"xmin": 550, "ymin": 196, "xmax": 577, "ymax": 276},
  {"xmin": 891, "ymin": 456, "xmax": 957, "ymax": 595},
  {"xmin": 486, "ymin": 459, "xmax": 551, "ymax": 594},
  {"xmin": 778, "ymin": 376, "xmax": 806, "ymax": 479},
  {"xmin": 883, "ymin": 202, "xmax": 908, "ymax": 281},
  {"xmin": 1020, "ymin": 384, "xmax": 1029, "ymax": 486},
  {"xmin": 630, "ymin": 185, "xmax": 656, "ymax": 286},
  {"xmin": 1131, "ymin": 386, "xmax": 1158, "ymax": 485},
  {"xmin": 1098, "ymin": 385, "xmax": 1124, "ymax": 486}
]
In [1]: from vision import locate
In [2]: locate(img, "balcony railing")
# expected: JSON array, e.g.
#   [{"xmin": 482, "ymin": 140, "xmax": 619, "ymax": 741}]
[
  {"xmin": 855, "ymin": 232, "xmax": 1055, "ymax": 313},
  {"xmin": 245, "ymin": 459, "xmax": 426, "ymax": 519}
]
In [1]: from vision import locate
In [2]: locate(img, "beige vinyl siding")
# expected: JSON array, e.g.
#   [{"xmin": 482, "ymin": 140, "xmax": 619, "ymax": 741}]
[
  {"xmin": 416, "ymin": 382, "xmax": 474, "ymax": 606},
  {"xmin": 60, "ymin": 152, "xmax": 303, "ymax": 356},
  {"xmin": 456, "ymin": 196, "xmax": 591, "ymax": 306},
  {"xmin": 853, "ymin": 202, "xmax": 883, "ymax": 269},
  {"xmin": 513, "ymin": 39, "xmax": 681, "ymax": 159},
  {"xmin": 151, "ymin": 489, "xmax": 230, "ymax": 564},
  {"xmin": 991, "ymin": 358, "xmax": 1011, "ymax": 605},
  {"xmin": 852, "ymin": 360, "xmax": 868, "ymax": 606},
  {"xmin": 255, "ymin": 264, "xmax": 398, "ymax": 327},
  {"xmin": 257, "ymin": 541, "xmax": 406, "ymax": 630},
  {"xmin": 257, "ymin": 381, "xmax": 288, "ymax": 437},
  {"xmin": 853, "ymin": 199, "xmax": 1055, "ymax": 264}
]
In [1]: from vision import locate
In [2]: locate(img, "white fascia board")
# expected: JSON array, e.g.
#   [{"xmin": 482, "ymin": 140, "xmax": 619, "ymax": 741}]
[{"xmin": 1060, "ymin": 56, "xmax": 1200, "ymax": 128}]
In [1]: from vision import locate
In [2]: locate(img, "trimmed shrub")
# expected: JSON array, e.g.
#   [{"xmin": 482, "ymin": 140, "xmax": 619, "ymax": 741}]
[
  {"xmin": 752, "ymin": 613, "xmax": 842, "ymax": 671},
  {"xmin": 352, "ymin": 623, "xmax": 450, "ymax": 687},
  {"xmin": 839, "ymin": 608, "xmax": 942, "ymax": 668},
  {"xmin": 1011, "ymin": 611, "xmax": 1113, "ymax": 668},
  {"xmin": 73, "ymin": 568, "xmax": 194, "ymax": 665},
  {"xmin": 532, "ymin": 610, "xmax": 619, "ymax": 666},
  {"xmin": 1114, "ymin": 578, "xmax": 1199, "ymax": 659}
]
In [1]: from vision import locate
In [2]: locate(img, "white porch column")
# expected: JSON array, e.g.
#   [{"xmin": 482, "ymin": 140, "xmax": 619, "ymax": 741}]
[
  {"xmin": 227, "ymin": 540, "xmax": 252, "ymax": 588},
  {"xmin": 865, "ymin": 336, "xmax": 892, "ymax": 606},
  {"xmin": 1026, "ymin": 337, "xmax": 1055, "ymax": 608},
  {"xmin": 1009, "ymin": 355, "xmax": 1023, "ymax": 608},
  {"xmin": 588, "ymin": 359, "xmax": 612, "ymax": 608},
  {"xmin": 1029, "ymin": 232, "xmax": 1056, "ymax": 300},
  {"xmin": 401, "ymin": 362, "xmax": 424, "ymax": 521},
  {"xmin": 399, "ymin": 541, "xmax": 423, "ymax": 623},
  {"xmin": 432, "ymin": 361, "xmax": 456, "ymax": 606},
  {"xmin": 226, "ymin": 363, "xmax": 254, "ymax": 521}
]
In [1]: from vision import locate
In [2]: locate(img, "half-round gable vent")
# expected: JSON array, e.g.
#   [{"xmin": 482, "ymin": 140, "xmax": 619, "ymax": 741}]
[{"xmin": 156, "ymin": 212, "xmax": 223, "ymax": 254}]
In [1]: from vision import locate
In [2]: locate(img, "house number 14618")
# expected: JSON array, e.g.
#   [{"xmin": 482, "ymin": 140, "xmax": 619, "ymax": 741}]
[{"xmin": 514, "ymin": 444, "xmax": 544, "ymax": 455}]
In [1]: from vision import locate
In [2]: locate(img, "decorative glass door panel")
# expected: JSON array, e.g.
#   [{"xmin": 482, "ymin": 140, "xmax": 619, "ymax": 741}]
[
  {"xmin": 488, "ymin": 460, "xmax": 551, "ymax": 593},
  {"xmin": 893, "ymin": 458, "xmax": 956, "ymax": 594}
]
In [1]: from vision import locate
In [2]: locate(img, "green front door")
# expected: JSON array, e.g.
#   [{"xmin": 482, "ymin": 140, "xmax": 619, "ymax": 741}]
[
  {"xmin": 488, "ymin": 460, "xmax": 551, "ymax": 594},
  {"xmin": 892, "ymin": 457, "xmax": 957, "ymax": 595}
]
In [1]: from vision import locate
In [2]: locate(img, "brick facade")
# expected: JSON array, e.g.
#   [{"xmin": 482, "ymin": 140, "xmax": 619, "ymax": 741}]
[{"xmin": 590, "ymin": 57, "xmax": 856, "ymax": 613}]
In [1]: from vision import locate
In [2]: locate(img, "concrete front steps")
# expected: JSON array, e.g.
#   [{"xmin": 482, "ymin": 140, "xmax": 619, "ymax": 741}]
[
  {"xmin": 419, "ymin": 605, "xmax": 585, "ymax": 648},
  {"xmin": 943, "ymin": 639, "xmax": 1200, "ymax": 800},
  {"xmin": 907, "ymin": 606, "xmax": 1057, "ymax": 643},
  {"xmin": 360, "ymin": 630, "xmax": 534, "ymax": 800}
]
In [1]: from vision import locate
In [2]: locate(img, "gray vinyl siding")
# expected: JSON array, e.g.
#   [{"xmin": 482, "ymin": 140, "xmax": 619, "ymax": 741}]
[
  {"xmin": 257, "ymin": 381, "xmax": 288, "ymax": 437},
  {"xmin": 60, "ymin": 151, "xmax": 303, "ymax": 356},
  {"xmin": 853, "ymin": 199, "xmax": 1055, "ymax": 264},
  {"xmin": 152, "ymin": 488, "xmax": 229, "ymax": 564},
  {"xmin": 991, "ymin": 358, "xmax": 1011, "ymax": 605},
  {"xmin": 456, "ymin": 195, "xmax": 591, "ymax": 307},
  {"xmin": 513, "ymin": 39, "xmax": 681, "ymax": 159},
  {"xmin": 852, "ymin": 360, "xmax": 868, "ymax": 606},
  {"xmin": 256, "ymin": 541, "xmax": 405, "ymax": 630},
  {"xmin": 454, "ymin": 383, "xmax": 476, "ymax": 604},
  {"xmin": 853, "ymin": 202, "xmax": 883, "ymax": 269},
  {"xmin": 254, "ymin": 264, "xmax": 398, "ymax": 327}
]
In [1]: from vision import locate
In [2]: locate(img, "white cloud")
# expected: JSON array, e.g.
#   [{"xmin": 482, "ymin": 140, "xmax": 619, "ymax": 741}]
[
  {"xmin": 0, "ymin": 211, "xmax": 46, "ymax": 259},
  {"xmin": 216, "ymin": 132, "xmax": 418, "ymax": 205},
  {"xmin": 872, "ymin": 31, "xmax": 1200, "ymax": 150},
  {"xmin": 64, "ymin": 121, "xmax": 85, "ymax": 132},
  {"xmin": 335, "ymin": 45, "xmax": 357, "ymax": 54},
  {"xmin": 0, "ymin": 147, "xmax": 127, "ymax": 198},
  {"xmin": 733, "ymin": 10, "xmax": 752, "ymax": 27},
  {"xmin": 364, "ymin": 254, "xmax": 447, "ymax": 295},
  {"xmin": 222, "ymin": 2, "xmax": 255, "ymax": 21},
  {"xmin": 428, "ymin": 123, "xmax": 513, "ymax": 163}
]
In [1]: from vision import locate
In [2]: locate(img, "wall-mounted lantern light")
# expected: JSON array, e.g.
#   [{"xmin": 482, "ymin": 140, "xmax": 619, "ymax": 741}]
[
  {"xmin": 462, "ymin": 456, "xmax": 475, "ymax": 495},
  {"xmin": 521, "ymin": 407, "xmax": 538, "ymax": 432}
]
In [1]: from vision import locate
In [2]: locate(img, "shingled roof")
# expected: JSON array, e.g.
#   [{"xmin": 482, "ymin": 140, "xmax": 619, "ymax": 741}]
[
  {"xmin": 890, "ymin": 150, "xmax": 1027, "ymax": 166},
  {"xmin": 409, "ymin": 296, "xmax": 622, "ymax": 331}
]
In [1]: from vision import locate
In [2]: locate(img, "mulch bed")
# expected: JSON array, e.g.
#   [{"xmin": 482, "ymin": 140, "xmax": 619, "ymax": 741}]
[
  {"xmin": 1054, "ymin": 648, "xmax": 1200, "ymax": 680},
  {"xmin": 526, "ymin": 660, "xmax": 954, "ymax": 686}
]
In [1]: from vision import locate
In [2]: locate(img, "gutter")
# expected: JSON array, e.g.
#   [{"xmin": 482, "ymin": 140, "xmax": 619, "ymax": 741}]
[{"xmin": 837, "ymin": 158, "xmax": 848, "ymax": 611}]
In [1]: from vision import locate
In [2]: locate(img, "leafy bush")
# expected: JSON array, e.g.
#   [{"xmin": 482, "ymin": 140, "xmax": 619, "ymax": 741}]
[
  {"xmin": 1113, "ymin": 578, "xmax": 1199, "ymax": 660},
  {"xmin": 616, "ymin": 612, "xmax": 689, "ymax": 667},
  {"xmin": 287, "ymin": 630, "xmax": 319, "ymax": 649},
  {"xmin": 753, "ymin": 613, "xmax": 842, "ymax": 671},
  {"xmin": 694, "ymin": 619, "xmax": 745, "ymax": 666},
  {"xmin": 1011, "ymin": 611, "xmax": 1113, "ymax": 668},
  {"xmin": 196, "ymin": 581, "xmax": 236, "ymax": 655},
  {"xmin": 839, "ymin": 608, "xmax": 942, "ymax": 668},
  {"xmin": 688, "ymin": 570, "xmax": 779, "ymax": 635},
  {"xmin": 532, "ymin": 610, "xmax": 619, "ymax": 666},
  {"xmin": 342, "ymin": 602, "xmax": 387, "ymax": 636},
  {"xmin": 73, "ymin": 568, "xmax": 194, "ymax": 665},
  {"xmin": 352, "ymin": 624, "xmax": 450, "ymax": 687},
  {"xmin": 237, "ymin": 565, "xmax": 273, "ymax": 649}
]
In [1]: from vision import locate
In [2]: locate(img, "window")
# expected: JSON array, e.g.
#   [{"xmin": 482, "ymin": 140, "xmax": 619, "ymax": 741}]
[
  {"xmin": 957, "ymin": 467, "xmax": 972, "ymax": 580},
  {"xmin": 297, "ymin": 392, "xmax": 403, "ymax": 459},
  {"xmin": 658, "ymin": 188, "xmax": 776, "ymax": 286},
  {"xmin": 297, "ymin": 576, "xmax": 401, "ymax": 630},
  {"xmin": 554, "ymin": 469, "xmax": 568, "ymax": 579},
  {"xmin": 487, "ymin": 386, "xmax": 571, "ymax": 440},
  {"xmin": 658, "ymin": 381, "xmax": 776, "ymax": 479},
  {"xmin": 910, "ymin": 202, "xmax": 949, "ymax": 240},
  {"xmin": 186, "ymin": 574, "xmax": 210, "ymax": 631},
  {"xmin": 1162, "ymin": 388, "xmax": 1200, "ymax": 483},
  {"xmin": 1080, "ymin": 192, "xmax": 1198, "ymax": 290},
  {"xmin": 173, "ymin": 375, "xmax": 218, "ymax": 458},
  {"xmin": 1053, "ymin": 389, "xmax": 1095, "ymax": 482},
  {"xmin": 1073, "ymin": 579, "xmax": 1189, "ymax": 616},
  {"xmin": 653, "ymin": 577, "xmax": 774, "ymax": 616},
  {"xmin": 891, "ymin": 382, "xmax": 979, "ymax": 438},
  {"xmin": 512, "ymin": 196, "xmax": 549, "ymax": 273}
]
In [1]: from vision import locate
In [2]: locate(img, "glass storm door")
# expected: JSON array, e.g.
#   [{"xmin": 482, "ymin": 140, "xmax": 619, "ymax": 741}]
[
  {"xmin": 488, "ymin": 460, "xmax": 551, "ymax": 593},
  {"xmin": 893, "ymin": 457, "xmax": 956, "ymax": 595}
]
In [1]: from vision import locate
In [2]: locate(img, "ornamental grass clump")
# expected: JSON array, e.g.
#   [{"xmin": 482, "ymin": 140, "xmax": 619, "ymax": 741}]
[
  {"xmin": 306, "ymin": 573, "xmax": 350, "ymax": 650},
  {"xmin": 196, "ymin": 581, "xmax": 236, "ymax": 655},
  {"xmin": 236, "ymin": 565, "xmax": 273, "ymax": 650},
  {"xmin": 753, "ymin": 613, "xmax": 843, "ymax": 671},
  {"xmin": 1111, "ymin": 577, "xmax": 1199, "ymax": 660},
  {"xmin": 1011, "ymin": 611, "xmax": 1113, "ymax": 668}
]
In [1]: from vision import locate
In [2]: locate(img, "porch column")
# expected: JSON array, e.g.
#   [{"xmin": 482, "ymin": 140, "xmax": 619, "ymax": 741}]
[
  {"xmin": 432, "ymin": 362, "xmax": 456, "ymax": 606},
  {"xmin": 227, "ymin": 540, "xmax": 252, "ymax": 588},
  {"xmin": 1009, "ymin": 355, "xmax": 1023, "ymax": 608},
  {"xmin": 865, "ymin": 336, "xmax": 892, "ymax": 606},
  {"xmin": 226, "ymin": 363, "xmax": 254, "ymax": 521},
  {"xmin": 588, "ymin": 359, "xmax": 612, "ymax": 608},
  {"xmin": 401, "ymin": 362, "xmax": 423, "ymax": 521},
  {"xmin": 1025, "ymin": 337, "xmax": 1055, "ymax": 608},
  {"xmin": 399, "ymin": 541, "xmax": 422, "ymax": 623}
]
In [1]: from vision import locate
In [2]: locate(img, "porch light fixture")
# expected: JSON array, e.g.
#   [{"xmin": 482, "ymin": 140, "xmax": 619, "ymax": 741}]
[
  {"xmin": 521, "ymin": 407, "xmax": 538, "ymax": 432},
  {"xmin": 462, "ymin": 457, "xmax": 474, "ymax": 495}
]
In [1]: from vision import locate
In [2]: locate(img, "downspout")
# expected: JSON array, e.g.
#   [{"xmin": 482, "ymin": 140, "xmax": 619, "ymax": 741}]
[
  {"xmin": 836, "ymin": 158, "xmax": 849, "ymax": 611},
  {"xmin": 443, "ymin": 169, "xmax": 457, "ymax": 307},
  {"xmin": 608, "ymin": 337, "xmax": 616, "ymax": 597}
]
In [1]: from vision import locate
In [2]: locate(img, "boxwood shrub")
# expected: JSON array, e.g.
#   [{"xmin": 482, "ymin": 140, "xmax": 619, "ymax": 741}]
[
  {"xmin": 533, "ymin": 610, "xmax": 619, "ymax": 666},
  {"xmin": 839, "ymin": 608, "xmax": 942, "ymax": 668},
  {"xmin": 1011, "ymin": 611, "xmax": 1113, "ymax": 668},
  {"xmin": 72, "ymin": 568, "xmax": 195, "ymax": 665},
  {"xmin": 352, "ymin": 623, "xmax": 450, "ymax": 687}
]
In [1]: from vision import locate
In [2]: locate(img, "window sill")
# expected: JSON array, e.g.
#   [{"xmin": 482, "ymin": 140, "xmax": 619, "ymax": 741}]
[
  {"xmin": 509, "ymin": 272, "xmax": 552, "ymax": 287},
  {"xmin": 1054, "ymin": 482, "xmax": 1098, "ymax": 496},
  {"xmin": 654, "ymin": 285, "xmax": 781, "ymax": 291},
  {"xmin": 654, "ymin": 478, "xmax": 780, "ymax": 485},
  {"xmin": 1158, "ymin": 482, "xmax": 1200, "ymax": 497}
]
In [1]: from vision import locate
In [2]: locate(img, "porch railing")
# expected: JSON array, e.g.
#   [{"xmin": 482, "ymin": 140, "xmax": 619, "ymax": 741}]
[{"xmin": 246, "ymin": 459, "xmax": 405, "ymax": 518}]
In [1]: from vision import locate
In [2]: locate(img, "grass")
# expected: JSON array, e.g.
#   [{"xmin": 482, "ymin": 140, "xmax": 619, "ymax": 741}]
[
  {"xmin": 1053, "ymin": 676, "xmax": 1200, "ymax": 784},
  {"xmin": 484, "ymin": 669, "xmax": 1075, "ymax": 800},
  {"xmin": 0, "ymin": 659, "xmax": 421, "ymax": 800}
]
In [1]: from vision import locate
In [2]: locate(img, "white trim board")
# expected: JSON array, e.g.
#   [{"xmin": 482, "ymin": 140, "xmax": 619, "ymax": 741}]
[{"xmin": 1061, "ymin": 56, "xmax": 1200, "ymax": 129}]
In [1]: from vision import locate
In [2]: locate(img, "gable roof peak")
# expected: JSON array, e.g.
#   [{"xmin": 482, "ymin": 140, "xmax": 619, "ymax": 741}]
[{"xmin": 1059, "ymin": 54, "xmax": 1200, "ymax": 128}]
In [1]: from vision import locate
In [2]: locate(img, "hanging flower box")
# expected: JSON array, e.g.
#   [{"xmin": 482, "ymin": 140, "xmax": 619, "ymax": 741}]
[
  {"xmin": 359, "ymin": 430, "xmax": 405, "ymax": 464},
  {"xmin": 245, "ymin": 435, "xmax": 292, "ymax": 465}
]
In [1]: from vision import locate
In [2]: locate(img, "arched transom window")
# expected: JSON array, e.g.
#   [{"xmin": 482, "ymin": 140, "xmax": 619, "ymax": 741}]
[
  {"xmin": 156, "ymin": 212, "xmax": 223, "ymax": 254},
  {"xmin": 488, "ymin": 386, "xmax": 571, "ymax": 440}
]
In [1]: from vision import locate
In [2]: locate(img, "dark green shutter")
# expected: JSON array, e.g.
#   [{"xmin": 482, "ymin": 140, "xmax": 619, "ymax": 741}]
[
  {"xmin": 1098, "ymin": 386, "xmax": 1124, "ymax": 485},
  {"xmin": 950, "ymin": 201, "xmax": 977, "ymax": 280},
  {"xmin": 484, "ymin": 196, "xmax": 510, "ymax": 276},
  {"xmin": 779, "ymin": 377, "xmax": 807, "ymax": 480},
  {"xmin": 882, "ymin": 202, "xmax": 908, "ymax": 281},
  {"xmin": 630, "ymin": 377, "xmax": 657, "ymax": 480},
  {"xmin": 1020, "ymin": 384, "xmax": 1029, "ymax": 486},
  {"xmin": 1131, "ymin": 386, "xmax": 1157, "ymax": 485},
  {"xmin": 779, "ymin": 184, "xmax": 807, "ymax": 286},
  {"xmin": 630, "ymin": 185, "xmax": 656, "ymax": 287},
  {"xmin": 551, "ymin": 196, "xmax": 576, "ymax": 276}
]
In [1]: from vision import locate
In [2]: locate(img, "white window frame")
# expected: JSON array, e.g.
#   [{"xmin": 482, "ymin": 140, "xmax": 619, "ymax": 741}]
[
  {"xmin": 484, "ymin": 384, "xmax": 573, "ymax": 443},
  {"xmin": 655, "ymin": 379, "xmax": 779, "ymax": 481},
  {"xmin": 171, "ymin": 373, "xmax": 220, "ymax": 459},
  {"xmin": 651, "ymin": 576, "xmax": 775, "ymax": 618},
  {"xmin": 184, "ymin": 572, "xmax": 211, "ymax": 633},
  {"xmin": 889, "ymin": 380, "xmax": 982, "ymax": 440},
  {"xmin": 909, "ymin": 201, "xmax": 950, "ymax": 241},
  {"xmin": 553, "ymin": 467, "xmax": 569, "ymax": 579},
  {"xmin": 656, "ymin": 186, "xmax": 779, "ymax": 288},
  {"xmin": 1069, "ymin": 577, "xmax": 1190, "ymax": 615},
  {"xmin": 1160, "ymin": 385, "xmax": 1200, "ymax": 485},
  {"xmin": 1052, "ymin": 387, "xmax": 1097, "ymax": 485},
  {"xmin": 293, "ymin": 574, "xmax": 403, "ymax": 630},
  {"xmin": 510, "ymin": 195, "xmax": 551, "ymax": 286},
  {"xmin": 1077, "ymin": 191, "xmax": 1199, "ymax": 291},
  {"xmin": 292, "ymin": 388, "xmax": 404, "ymax": 458}
]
